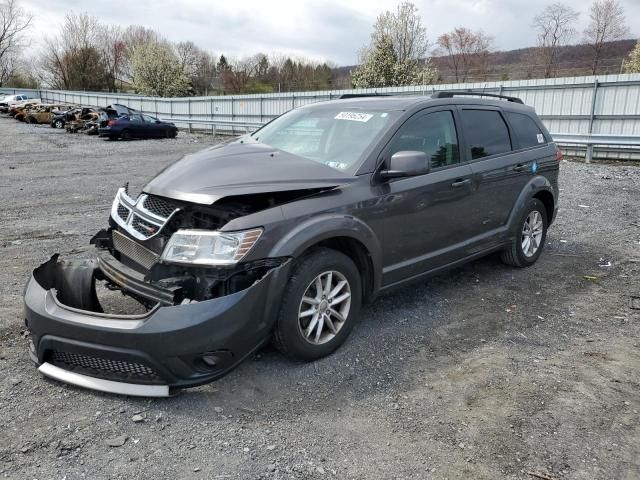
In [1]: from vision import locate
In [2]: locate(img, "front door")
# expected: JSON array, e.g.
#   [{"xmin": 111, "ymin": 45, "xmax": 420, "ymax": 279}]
[{"xmin": 378, "ymin": 108, "xmax": 478, "ymax": 286}]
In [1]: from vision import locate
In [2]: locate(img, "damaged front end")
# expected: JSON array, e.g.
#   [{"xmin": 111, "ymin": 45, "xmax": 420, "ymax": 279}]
[{"xmin": 24, "ymin": 186, "xmax": 294, "ymax": 395}]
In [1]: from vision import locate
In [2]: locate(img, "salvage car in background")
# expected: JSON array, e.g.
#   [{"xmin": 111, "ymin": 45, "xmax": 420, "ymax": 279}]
[
  {"xmin": 24, "ymin": 92, "xmax": 560, "ymax": 396},
  {"xmin": 25, "ymin": 104, "xmax": 72, "ymax": 124},
  {"xmin": 9, "ymin": 100, "xmax": 41, "ymax": 118},
  {"xmin": 0, "ymin": 94, "xmax": 36, "ymax": 113},
  {"xmin": 98, "ymin": 113, "xmax": 178, "ymax": 140},
  {"xmin": 50, "ymin": 106, "xmax": 87, "ymax": 129}
]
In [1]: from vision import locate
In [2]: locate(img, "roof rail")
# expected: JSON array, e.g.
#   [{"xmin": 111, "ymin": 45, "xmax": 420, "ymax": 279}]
[
  {"xmin": 431, "ymin": 91, "xmax": 524, "ymax": 104},
  {"xmin": 339, "ymin": 93, "xmax": 391, "ymax": 99}
]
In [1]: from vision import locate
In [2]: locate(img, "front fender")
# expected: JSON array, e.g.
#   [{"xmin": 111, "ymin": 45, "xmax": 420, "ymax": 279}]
[{"xmin": 268, "ymin": 214, "xmax": 383, "ymax": 293}]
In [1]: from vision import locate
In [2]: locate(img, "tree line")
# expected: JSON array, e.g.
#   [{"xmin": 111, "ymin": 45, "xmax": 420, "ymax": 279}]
[{"xmin": 0, "ymin": 0, "xmax": 639, "ymax": 96}]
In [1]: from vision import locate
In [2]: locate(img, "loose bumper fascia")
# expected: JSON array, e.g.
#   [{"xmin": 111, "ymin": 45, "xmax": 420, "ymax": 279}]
[{"xmin": 24, "ymin": 254, "xmax": 292, "ymax": 391}]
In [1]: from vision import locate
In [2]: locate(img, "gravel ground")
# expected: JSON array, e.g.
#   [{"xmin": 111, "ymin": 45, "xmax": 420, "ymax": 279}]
[{"xmin": 0, "ymin": 117, "xmax": 639, "ymax": 480}]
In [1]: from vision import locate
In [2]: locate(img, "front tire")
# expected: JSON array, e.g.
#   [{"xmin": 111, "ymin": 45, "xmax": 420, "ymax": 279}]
[
  {"xmin": 273, "ymin": 248, "xmax": 362, "ymax": 361},
  {"xmin": 501, "ymin": 198, "xmax": 548, "ymax": 268}
]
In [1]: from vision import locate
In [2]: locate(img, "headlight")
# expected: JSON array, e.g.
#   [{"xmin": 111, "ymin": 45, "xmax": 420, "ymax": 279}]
[{"xmin": 161, "ymin": 229, "xmax": 263, "ymax": 265}]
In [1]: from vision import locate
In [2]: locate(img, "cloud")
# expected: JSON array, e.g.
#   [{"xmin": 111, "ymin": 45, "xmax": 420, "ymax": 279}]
[{"xmin": 19, "ymin": 0, "xmax": 640, "ymax": 66}]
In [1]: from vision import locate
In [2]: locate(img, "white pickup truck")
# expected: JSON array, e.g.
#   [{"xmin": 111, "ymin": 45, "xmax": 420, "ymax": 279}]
[{"xmin": 0, "ymin": 94, "xmax": 41, "ymax": 113}]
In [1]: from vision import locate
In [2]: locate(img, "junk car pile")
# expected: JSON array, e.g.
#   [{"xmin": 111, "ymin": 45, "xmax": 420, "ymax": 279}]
[{"xmin": 0, "ymin": 94, "xmax": 177, "ymax": 140}]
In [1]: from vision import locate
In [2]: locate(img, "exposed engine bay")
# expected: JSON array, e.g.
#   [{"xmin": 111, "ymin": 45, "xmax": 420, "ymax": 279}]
[{"xmin": 72, "ymin": 185, "xmax": 329, "ymax": 312}]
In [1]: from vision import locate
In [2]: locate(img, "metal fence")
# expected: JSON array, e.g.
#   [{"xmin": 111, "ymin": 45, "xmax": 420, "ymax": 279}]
[{"xmin": 3, "ymin": 73, "xmax": 640, "ymax": 160}]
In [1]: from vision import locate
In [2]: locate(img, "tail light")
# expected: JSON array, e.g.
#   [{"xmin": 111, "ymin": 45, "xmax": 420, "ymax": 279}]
[
  {"xmin": 555, "ymin": 147, "xmax": 563, "ymax": 162},
  {"xmin": 107, "ymin": 119, "xmax": 117, "ymax": 127}
]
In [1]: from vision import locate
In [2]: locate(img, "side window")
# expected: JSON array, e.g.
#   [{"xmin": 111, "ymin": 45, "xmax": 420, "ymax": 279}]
[
  {"xmin": 129, "ymin": 114, "xmax": 143, "ymax": 122},
  {"xmin": 505, "ymin": 112, "xmax": 546, "ymax": 149},
  {"xmin": 460, "ymin": 109, "xmax": 512, "ymax": 160},
  {"xmin": 389, "ymin": 110, "xmax": 459, "ymax": 169},
  {"xmin": 142, "ymin": 114, "xmax": 156, "ymax": 123}
]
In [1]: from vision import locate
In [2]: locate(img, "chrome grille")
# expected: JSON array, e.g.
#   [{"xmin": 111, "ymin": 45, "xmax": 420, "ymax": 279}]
[
  {"xmin": 110, "ymin": 188, "xmax": 179, "ymax": 241},
  {"xmin": 117, "ymin": 204, "xmax": 130, "ymax": 222},
  {"xmin": 49, "ymin": 350, "xmax": 161, "ymax": 382},
  {"xmin": 112, "ymin": 230, "xmax": 159, "ymax": 269},
  {"xmin": 143, "ymin": 196, "xmax": 178, "ymax": 218},
  {"xmin": 131, "ymin": 216, "xmax": 160, "ymax": 237}
]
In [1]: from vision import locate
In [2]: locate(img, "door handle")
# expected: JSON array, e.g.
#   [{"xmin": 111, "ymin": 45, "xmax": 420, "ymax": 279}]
[
  {"xmin": 451, "ymin": 178, "xmax": 471, "ymax": 188},
  {"xmin": 513, "ymin": 164, "xmax": 528, "ymax": 172}
]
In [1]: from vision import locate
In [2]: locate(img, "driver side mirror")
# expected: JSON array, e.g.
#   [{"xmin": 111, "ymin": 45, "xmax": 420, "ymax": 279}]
[{"xmin": 379, "ymin": 151, "xmax": 430, "ymax": 180}]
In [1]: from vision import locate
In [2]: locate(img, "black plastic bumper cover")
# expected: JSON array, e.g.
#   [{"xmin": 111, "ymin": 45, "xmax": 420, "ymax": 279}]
[{"xmin": 24, "ymin": 255, "xmax": 291, "ymax": 389}]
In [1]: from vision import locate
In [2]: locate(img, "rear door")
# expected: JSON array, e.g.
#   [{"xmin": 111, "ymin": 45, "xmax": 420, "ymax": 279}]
[
  {"xmin": 379, "ymin": 108, "xmax": 479, "ymax": 286},
  {"xmin": 128, "ymin": 114, "xmax": 147, "ymax": 137},
  {"xmin": 460, "ymin": 107, "xmax": 531, "ymax": 237}
]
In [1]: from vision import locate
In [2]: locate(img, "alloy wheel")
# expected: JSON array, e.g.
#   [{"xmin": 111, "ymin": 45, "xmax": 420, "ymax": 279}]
[
  {"xmin": 297, "ymin": 270, "xmax": 351, "ymax": 345},
  {"xmin": 521, "ymin": 210, "xmax": 544, "ymax": 257}
]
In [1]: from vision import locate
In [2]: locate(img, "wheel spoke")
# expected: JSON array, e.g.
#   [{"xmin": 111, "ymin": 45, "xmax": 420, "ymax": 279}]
[
  {"xmin": 328, "ymin": 308, "xmax": 345, "ymax": 323},
  {"xmin": 323, "ymin": 272, "xmax": 333, "ymax": 296},
  {"xmin": 300, "ymin": 307, "xmax": 315, "ymax": 318},
  {"xmin": 522, "ymin": 236, "xmax": 530, "ymax": 253},
  {"xmin": 531, "ymin": 235, "xmax": 539, "ymax": 251},
  {"xmin": 324, "ymin": 314, "xmax": 337, "ymax": 334},
  {"xmin": 305, "ymin": 313, "xmax": 319, "ymax": 338},
  {"xmin": 302, "ymin": 296, "xmax": 319, "ymax": 305},
  {"xmin": 328, "ymin": 280, "xmax": 347, "ymax": 299},
  {"xmin": 331, "ymin": 292, "xmax": 351, "ymax": 305},
  {"xmin": 314, "ymin": 315, "xmax": 325, "ymax": 343},
  {"xmin": 314, "ymin": 276, "xmax": 323, "ymax": 299}
]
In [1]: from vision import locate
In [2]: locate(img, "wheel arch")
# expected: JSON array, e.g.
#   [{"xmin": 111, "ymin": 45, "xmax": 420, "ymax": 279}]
[
  {"xmin": 532, "ymin": 189, "xmax": 555, "ymax": 225},
  {"xmin": 507, "ymin": 176, "xmax": 556, "ymax": 233},
  {"xmin": 268, "ymin": 215, "xmax": 382, "ymax": 300}
]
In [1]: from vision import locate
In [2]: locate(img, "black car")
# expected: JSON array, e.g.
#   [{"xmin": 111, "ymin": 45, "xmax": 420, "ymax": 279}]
[
  {"xmin": 98, "ymin": 113, "xmax": 178, "ymax": 140},
  {"xmin": 24, "ymin": 92, "xmax": 560, "ymax": 396}
]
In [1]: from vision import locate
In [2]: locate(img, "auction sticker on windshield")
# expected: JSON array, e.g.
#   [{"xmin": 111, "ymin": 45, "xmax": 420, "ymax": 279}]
[{"xmin": 334, "ymin": 112, "xmax": 373, "ymax": 122}]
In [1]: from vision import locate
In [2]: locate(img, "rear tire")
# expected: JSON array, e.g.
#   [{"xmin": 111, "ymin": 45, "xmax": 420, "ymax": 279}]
[
  {"xmin": 273, "ymin": 248, "xmax": 362, "ymax": 361},
  {"xmin": 54, "ymin": 119, "xmax": 64, "ymax": 129},
  {"xmin": 120, "ymin": 129, "xmax": 132, "ymax": 140},
  {"xmin": 501, "ymin": 198, "xmax": 548, "ymax": 268}
]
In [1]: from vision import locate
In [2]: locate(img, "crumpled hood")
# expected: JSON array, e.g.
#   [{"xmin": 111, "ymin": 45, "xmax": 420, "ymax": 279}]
[{"xmin": 143, "ymin": 140, "xmax": 355, "ymax": 205}]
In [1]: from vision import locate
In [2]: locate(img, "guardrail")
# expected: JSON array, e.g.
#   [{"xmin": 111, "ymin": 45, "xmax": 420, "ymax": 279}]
[
  {"xmin": 553, "ymin": 133, "xmax": 640, "ymax": 162},
  {"xmin": 160, "ymin": 117, "xmax": 264, "ymax": 135}
]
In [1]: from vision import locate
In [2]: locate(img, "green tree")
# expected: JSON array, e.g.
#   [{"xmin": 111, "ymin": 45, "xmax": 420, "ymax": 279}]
[
  {"xmin": 624, "ymin": 40, "xmax": 640, "ymax": 73},
  {"xmin": 351, "ymin": 35, "xmax": 397, "ymax": 88},
  {"xmin": 131, "ymin": 41, "xmax": 190, "ymax": 96},
  {"xmin": 351, "ymin": 2, "xmax": 435, "ymax": 88}
]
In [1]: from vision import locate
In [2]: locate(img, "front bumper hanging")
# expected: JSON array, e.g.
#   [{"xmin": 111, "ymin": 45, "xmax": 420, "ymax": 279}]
[{"xmin": 24, "ymin": 254, "xmax": 290, "ymax": 395}]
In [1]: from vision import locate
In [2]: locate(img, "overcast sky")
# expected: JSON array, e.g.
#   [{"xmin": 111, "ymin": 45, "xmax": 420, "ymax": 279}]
[{"xmin": 21, "ymin": 0, "xmax": 640, "ymax": 66}]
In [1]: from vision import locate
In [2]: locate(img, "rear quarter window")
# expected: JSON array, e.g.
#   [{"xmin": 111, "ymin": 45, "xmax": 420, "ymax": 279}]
[
  {"xmin": 505, "ymin": 112, "xmax": 546, "ymax": 149},
  {"xmin": 459, "ymin": 109, "xmax": 512, "ymax": 160}
]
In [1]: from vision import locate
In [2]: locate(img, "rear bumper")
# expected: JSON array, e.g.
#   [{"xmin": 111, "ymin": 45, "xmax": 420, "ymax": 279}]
[{"xmin": 24, "ymin": 254, "xmax": 291, "ymax": 394}]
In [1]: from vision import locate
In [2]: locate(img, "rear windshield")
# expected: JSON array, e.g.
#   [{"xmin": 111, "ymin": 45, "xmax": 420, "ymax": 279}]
[{"xmin": 252, "ymin": 106, "xmax": 400, "ymax": 173}]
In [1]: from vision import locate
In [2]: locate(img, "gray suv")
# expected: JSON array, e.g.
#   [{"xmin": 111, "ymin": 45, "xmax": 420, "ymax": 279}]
[{"xmin": 24, "ymin": 92, "xmax": 560, "ymax": 396}]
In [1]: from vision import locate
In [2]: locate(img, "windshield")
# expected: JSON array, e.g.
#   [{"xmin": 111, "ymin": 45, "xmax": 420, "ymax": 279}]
[{"xmin": 251, "ymin": 105, "xmax": 400, "ymax": 172}]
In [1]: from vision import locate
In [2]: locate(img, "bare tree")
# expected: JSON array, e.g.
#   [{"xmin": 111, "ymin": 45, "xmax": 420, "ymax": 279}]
[
  {"xmin": 99, "ymin": 25, "xmax": 127, "ymax": 91},
  {"xmin": 436, "ymin": 27, "xmax": 493, "ymax": 82},
  {"xmin": 0, "ymin": 0, "xmax": 32, "ymax": 86},
  {"xmin": 533, "ymin": 3, "xmax": 579, "ymax": 78},
  {"xmin": 40, "ymin": 13, "xmax": 108, "ymax": 90},
  {"xmin": 584, "ymin": 0, "xmax": 630, "ymax": 74}
]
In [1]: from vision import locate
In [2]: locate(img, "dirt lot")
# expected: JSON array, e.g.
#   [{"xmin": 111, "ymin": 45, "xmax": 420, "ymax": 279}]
[{"xmin": 0, "ymin": 116, "xmax": 639, "ymax": 480}]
